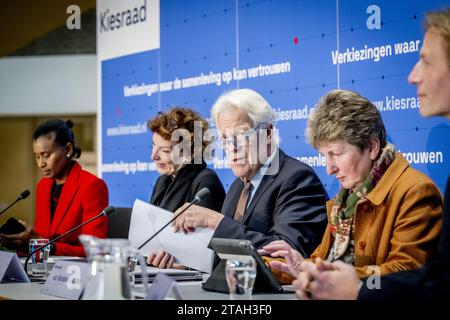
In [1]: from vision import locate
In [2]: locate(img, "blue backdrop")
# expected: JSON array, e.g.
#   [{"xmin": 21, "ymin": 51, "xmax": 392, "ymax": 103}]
[{"xmin": 100, "ymin": 0, "xmax": 450, "ymax": 207}]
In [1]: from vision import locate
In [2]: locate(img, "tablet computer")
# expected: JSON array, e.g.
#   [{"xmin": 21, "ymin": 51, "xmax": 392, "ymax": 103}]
[{"xmin": 202, "ymin": 238, "xmax": 283, "ymax": 293}]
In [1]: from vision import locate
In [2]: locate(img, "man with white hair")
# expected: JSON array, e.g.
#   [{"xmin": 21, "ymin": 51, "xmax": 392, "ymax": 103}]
[{"xmin": 171, "ymin": 88, "xmax": 328, "ymax": 261}]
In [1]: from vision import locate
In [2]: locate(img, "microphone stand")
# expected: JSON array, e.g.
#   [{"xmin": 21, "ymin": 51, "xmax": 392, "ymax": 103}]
[
  {"xmin": 0, "ymin": 190, "xmax": 30, "ymax": 217},
  {"xmin": 138, "ymin": 200, "xmax": 199, "ymax": 250},
  {"xmin": 0, "ymin": 199, "xmax": 21, "ymax": 217},
  {"xmin": 24, "ymin": 207, "xmax": 114, "ymax": 274}
]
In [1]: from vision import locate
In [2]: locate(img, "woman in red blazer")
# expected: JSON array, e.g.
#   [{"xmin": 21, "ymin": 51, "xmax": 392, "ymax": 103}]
[{"xmin": 0, "ymin": 119, "xmax": 108, "ymax": 256}]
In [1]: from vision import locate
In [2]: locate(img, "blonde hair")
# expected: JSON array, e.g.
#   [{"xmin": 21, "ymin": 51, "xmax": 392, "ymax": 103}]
[
  {"xmin": 306, "ymin": 89, "xmax": 386, "ymax": 151},
  {"xmin": 425, "ymin": 8, "xmax": 450, "ymax": 68}
]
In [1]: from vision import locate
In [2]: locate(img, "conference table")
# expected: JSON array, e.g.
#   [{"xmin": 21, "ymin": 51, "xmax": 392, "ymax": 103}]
[
  {"xmin": 0, "ymin": 256, "xmax": 296, "ymax": 300},
  {"xmin": 0, "ymin": 281, "xmax": 296, "ymax": 300}
]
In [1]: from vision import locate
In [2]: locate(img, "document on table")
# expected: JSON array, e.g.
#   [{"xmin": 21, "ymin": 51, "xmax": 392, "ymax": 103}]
[{"xmin": 128, "ymin": 199, "xmax": 214, "ymax": 273}]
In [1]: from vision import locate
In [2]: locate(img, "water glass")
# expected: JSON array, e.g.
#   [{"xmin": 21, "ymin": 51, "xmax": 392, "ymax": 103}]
[
  {"xmin": 225, "ymin": 256, "xmax": 257, "ymax": 300},
  {"xmin": 128, "ymin": 255, "xmax": 139, "ymax": 287},
  {"xmin": 29, "ymin": 238, "xmax": 51, "ymax": 275}
]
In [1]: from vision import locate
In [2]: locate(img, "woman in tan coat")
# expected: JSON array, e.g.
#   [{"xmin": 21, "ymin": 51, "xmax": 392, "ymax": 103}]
[{"xmin": 259, "ymin": 89, "xmax": 442, "ymax": 281}]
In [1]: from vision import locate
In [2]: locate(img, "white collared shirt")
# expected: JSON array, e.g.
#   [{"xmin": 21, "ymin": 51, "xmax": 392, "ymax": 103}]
[{"xmin": 246, "ymin": 149, "xmax": 279, "ymax": 207}]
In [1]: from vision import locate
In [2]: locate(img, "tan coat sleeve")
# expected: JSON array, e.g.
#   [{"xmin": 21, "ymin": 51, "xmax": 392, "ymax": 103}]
[{"xmin": 355, "ymin": 181, "xmax": 442, "ymax": 278}]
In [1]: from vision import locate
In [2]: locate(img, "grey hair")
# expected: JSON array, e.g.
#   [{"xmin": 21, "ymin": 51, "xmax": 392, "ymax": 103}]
[
  {"xmin": 306, "ymin": 89, "xmax": 387, "ymax": 151},
  {"xmin": 211, "ymin": 89, "xmax": 276, "ymax": 127}
]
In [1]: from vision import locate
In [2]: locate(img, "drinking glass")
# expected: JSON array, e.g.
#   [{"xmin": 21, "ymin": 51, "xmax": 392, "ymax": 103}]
[
  {"xmin": 225, "ymin": 256, "xmax": 257, "ymax": 300},
  {"xmin": 28, "ymin": 238, "xmax": 51, "ymax": 275}
]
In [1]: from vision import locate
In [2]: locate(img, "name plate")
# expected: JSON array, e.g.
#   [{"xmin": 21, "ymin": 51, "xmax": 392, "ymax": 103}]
[
  {"xmin": 40, "ymin": 260, "xmax": 89, "ymax": 300},
  {"xmin": 145, "ymin": 272, "xmax": 184, "ymax": 300},
  {"xmin": 0, "ymin": 251, "xmax": 30, "ymax": 283}
]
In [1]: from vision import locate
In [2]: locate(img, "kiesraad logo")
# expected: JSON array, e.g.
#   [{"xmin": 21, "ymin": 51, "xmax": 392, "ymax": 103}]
[{"xmin": 100, "ymin": 0, "xmax": 148, "ymax": 33}]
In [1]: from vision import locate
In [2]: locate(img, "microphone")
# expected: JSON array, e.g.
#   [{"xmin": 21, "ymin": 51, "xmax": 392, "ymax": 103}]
[
  {"xmin": 193, "ymin": 187, "xmax": 210, "ymax": 203},
  {"xmin": 24, "ymin": 206, "xmax": 115, "ymax": 274},
  {"xmin": 138, "ymin": 187, "xmax": 210, "ymax": 250},
  {"xmin": 0, "ymin": 189, "xmax": 30, "ymax": 217}
]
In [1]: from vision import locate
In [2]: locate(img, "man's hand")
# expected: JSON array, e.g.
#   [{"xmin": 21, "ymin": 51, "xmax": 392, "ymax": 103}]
[
  {"xmin": 293, "ymin": 260, "xmax": 361, "ymax": 300},
  {"xmin": 172, "ymin": 204, "xmax": 223, "ymax": 234},
  {"xmin": 146, "ymin": 250, "xmax": 187, "ymax": 269}
]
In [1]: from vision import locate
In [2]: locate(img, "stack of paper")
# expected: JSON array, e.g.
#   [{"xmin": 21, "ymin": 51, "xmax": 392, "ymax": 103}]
[{"xmin": 128, "ymin": 199, "xmax": 214, "ymax": 273}]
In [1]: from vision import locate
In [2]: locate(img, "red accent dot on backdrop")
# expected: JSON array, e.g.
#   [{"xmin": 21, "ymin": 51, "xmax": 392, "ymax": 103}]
[{"xmin": 294, "ymin": 36, "xmax": 299, "ymax": 44}]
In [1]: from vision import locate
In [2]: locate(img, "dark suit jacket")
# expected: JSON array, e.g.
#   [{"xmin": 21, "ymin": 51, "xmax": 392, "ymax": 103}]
[
  {"xmin": 150, "ymin": 163, "xmax": 225, "ymax": 213},
  {"xmin": 35, "ymin": 161, "xmax": 108, "ymax": 256},
  {"xmin": 358, "ymin": 175, "xmax": 450, "ymax": 299},
  {"xmin": 213, "ymin": 149, "xmax": 328, "ymax": 257}
]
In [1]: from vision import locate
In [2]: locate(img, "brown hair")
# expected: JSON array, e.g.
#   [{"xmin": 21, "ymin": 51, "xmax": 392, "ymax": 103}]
[{"xmin": 147, "ymin": 107, "xmax": 210, "ymax": 160}]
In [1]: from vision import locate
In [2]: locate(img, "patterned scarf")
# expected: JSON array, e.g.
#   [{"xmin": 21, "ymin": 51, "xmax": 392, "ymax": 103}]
[{"xmin": 328, "ymin": 143, "xmax": 396, "ymax": 263}]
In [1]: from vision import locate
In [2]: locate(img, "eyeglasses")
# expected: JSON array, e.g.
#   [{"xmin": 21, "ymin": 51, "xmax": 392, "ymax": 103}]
[{"xmin": 219, "ymin": 123, "xmax": 268, "ymax": 148}]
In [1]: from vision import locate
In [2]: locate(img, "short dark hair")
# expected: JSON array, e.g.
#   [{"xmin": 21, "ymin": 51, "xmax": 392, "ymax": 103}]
[{"xmin": 32, "ymin": 119, "xmax": 82, "ymax": 159}]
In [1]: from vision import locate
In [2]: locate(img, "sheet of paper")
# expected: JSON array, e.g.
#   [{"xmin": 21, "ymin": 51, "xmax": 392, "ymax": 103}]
[{"xmin": 128, "ymin": 199, "xmax": 214, "ymax": 273}]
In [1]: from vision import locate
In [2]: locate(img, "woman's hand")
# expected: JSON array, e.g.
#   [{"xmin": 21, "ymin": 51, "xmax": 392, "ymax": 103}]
[
  {"xmin": 146, "ymin": 250, "xmax": 187, "ymax": 269},
  {"xmin": 0, "ymin": 220, "xmax": 38, "ymax": 252},
  {"xmin": 258, "ymin": 240, "xmax": 304, "ymax": 277}
]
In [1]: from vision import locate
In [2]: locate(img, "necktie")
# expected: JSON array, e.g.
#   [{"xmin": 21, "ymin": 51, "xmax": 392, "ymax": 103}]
[{"xmin": 234, "ymin": 180, "xmax": 252, "ymax": 222}]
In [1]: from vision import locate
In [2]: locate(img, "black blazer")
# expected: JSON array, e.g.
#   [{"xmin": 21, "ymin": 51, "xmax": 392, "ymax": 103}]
[
  {"xmin": 150, "ymin": 163, "xmax": 225, "ymax": 213},
  {"xmin": 358, "ymin": 175, "xmax": 450, "ymax": 300},
  {"xmin": 212, "ymin": 149, "xmax": 328, "ymax": 257}
]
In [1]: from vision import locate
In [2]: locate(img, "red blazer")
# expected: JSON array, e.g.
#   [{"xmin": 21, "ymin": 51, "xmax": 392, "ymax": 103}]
[{"xmin": 34, "ymin": 161, "xmax": 108, "ymax": 256}]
